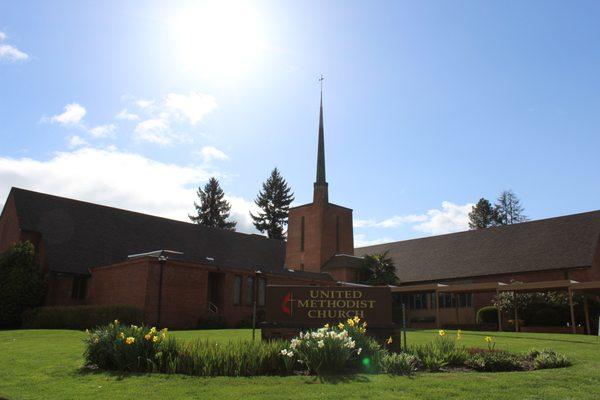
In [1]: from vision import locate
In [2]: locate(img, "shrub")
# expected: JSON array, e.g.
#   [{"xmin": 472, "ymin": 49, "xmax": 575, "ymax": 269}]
[
  {"xmin": 409, "ymin": 330, "xmax": 467, "ymax": 370},
  {"xmin": 527, "ymin": 348, "xmax": 571, "ymax": 370},
  {"xmin": 340, "ymin": 317, "xmax": 386, "ymax": 373},
  {"xmin": 84, "ymin": 322, "xmax": 289, "ymax": 376},
  {"xmin": 84, "ymin": 321, "xmax": 168, "ymax": 371},
  {"xmin": 286, "ymin": 325, "xmax": 360, "ymax": 376},
  {"xmin": 530, "ymin": 308, "xmax": 563, "ymax": 327},
  {"xmin": 382, "ymin": 352, "xmax": 420, "ymax": 375},
  {"xmin": 465, "ymin": 349, "xmax": 524, "ymax": 372},
  {"xmin": 0, "ymin": 241, "xmax": 46, "ymax": 328},
  {"xmin": 22, "ymin": 304, "xmax": 143, "ymax": 329},
  {"xmin": 476, "ymin": 306, "xmax": 497, "ymax": 324},
  {"xmin": 197, "ymin": 314, "xmax": 228, "ymax": 329},
  {"xmin": 166, "ymin": 339, "xmax": 288, "ymax": 376}
]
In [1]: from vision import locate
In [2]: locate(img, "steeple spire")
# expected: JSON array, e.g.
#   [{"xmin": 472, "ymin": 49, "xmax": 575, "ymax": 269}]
[{"xmin": 314, "ymin": 75, "xmax": 328, "ymax": 203}]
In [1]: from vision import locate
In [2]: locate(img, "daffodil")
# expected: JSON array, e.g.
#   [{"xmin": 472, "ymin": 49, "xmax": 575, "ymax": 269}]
[
  {"xmin": 338, "ymin": 323, "xmax": 344, "ymax": 330},
  {"xmin": 438, "ymin": 330, "xmax": 446, "ymax": 337},
  {"xmin": 353, "ymin": 316, "xmax": 360, "ymax": 323},
  {"xmin": 117, "ymin": 332, "xmax": 125, "ymax": 339},
  {"xmin": 324, "ymin": 323, "xmax": 329, "ymax": 329},
  {"xmin": 152, "ymin": 335, "xmax": 159, "ymax": 343},
  {"xmin": 484, "ymin": 336, "xmax": 493, "ymax": 343},
  {"xmin": 144, "ymin": 333, "xmax": 153, "ymax": 341},
  {"xmin": 457, "ymin": 330, "xmax": 462, "ymax": 340},
  {"xmin": 114, "ymin": 319, "xmax": 119, "ymax": 325},
  {"xmin": 125, "ymin": 337, "xmax": 135, "ymax": 345},
  {"xmin": 386, "ymin": 336, "xmax": 393, "ymax": 345},
  {"xmin": 347, "ymin": 319, "xmax": 355, "ymax": 327}
]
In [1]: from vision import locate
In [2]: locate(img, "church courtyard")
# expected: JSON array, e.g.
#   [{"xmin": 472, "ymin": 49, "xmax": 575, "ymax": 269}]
[{"xmin": 1, "ymin": 328, "xmax": 598, "ymax": 400}]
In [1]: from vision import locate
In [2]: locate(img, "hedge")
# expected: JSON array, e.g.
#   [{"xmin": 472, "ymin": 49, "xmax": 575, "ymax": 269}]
[
  {"xmin": 476, "ymin": 306, "xmax": 498, "ymax": 324},
  {"xmin": 22, "ymin": 304, "xmax": 143, "ymax": 330}
]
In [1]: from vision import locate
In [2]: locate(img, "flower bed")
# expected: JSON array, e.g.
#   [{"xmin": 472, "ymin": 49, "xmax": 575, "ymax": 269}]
[{"xmin": 83, "ymin": 321, "xmax": 571, "ymax": 378}]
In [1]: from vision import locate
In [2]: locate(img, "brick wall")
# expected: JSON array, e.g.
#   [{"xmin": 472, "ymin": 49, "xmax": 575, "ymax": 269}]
[{"xmin": 285, "ymin": 202, "xmax": 354, "ymax": 274}]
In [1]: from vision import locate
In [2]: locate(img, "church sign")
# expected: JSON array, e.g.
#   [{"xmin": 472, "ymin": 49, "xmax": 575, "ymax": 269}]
[{"xmin": 265, "ymin": 285, "xmax": 393, "ymax": 327}]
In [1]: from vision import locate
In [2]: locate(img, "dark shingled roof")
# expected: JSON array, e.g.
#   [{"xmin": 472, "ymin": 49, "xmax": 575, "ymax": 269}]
[
  {"xmin": 322, "ymin": 254, "xmax": 364, "ymax": 271},
  {"xmin": 6, "ymin": 187, "xmax": 329, "ymax": 281},
  {"xmin": 355, "ymin": 211, "xmax": 600, "ymax": 284}
]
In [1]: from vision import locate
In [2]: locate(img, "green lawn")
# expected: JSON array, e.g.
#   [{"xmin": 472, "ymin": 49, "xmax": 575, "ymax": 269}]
[{"xmin": 1, "ymin": 329, "xmax": 599, "ymax": 400}]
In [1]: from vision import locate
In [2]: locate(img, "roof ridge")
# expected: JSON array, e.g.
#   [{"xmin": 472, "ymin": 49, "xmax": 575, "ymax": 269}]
[
  {"xmin": 355, "ymin": 208, "xmax": 600, "ymax": 249},
  {"xmin": 9, "ymin": 187, "xmax": 275, "ymax": 243}
]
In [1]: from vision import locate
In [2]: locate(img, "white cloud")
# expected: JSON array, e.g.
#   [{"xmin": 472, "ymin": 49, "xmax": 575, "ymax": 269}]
[
  {"xmin": 115, "ymin": 108, "xmax": 139, "ymax": 121},
  {"xmin": 0, "ymin": 148, "xmax": 256, "ymax": 233},
  {"xmin": 133, "ymin": 118, "xmax": 172, "ymax": 145},
  {"xmin": 67, "ymin": 135, "xmax": 89, "ymax": 148},
  {"xmin": 354, "ymin": 234, "xmax": 395, "ymax": 248},
  {"xmin": 412, "ymin": 201, "xmax": 473, "ymax": 235},
  {"xmin": 165, "ymin": 91, "xmax": 217, "ymax": 125},
  {"xmin": 44, "ymin": 103, "xmax": 87, "ymax": 127},
  {"xmin": 0, "ymin": 32, "xmax": 29, "ymax": 62},
  {"xmin": 199, "ymin": 146, "xmax": 229, "ymax": 163},
  {"xmin": 88, "ymin": 124, "xmax": 116, "ymax": 138},
  {"xmin": 135, "ymin": 99, "xmax": 155, "ymax": 109},
  {"xmin": 355, "ymin": 201, "xmax": 473, "ymax": 237}
]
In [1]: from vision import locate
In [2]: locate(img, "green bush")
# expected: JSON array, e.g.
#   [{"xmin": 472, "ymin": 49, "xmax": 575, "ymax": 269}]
[
  {"xmin": 382, "ymin": 352, "xmax": 420, "ymax": 375},
  {"xmin": 476, "ymin": 306, "xmax": 498, "ymax": 324},
  {"xmin": 527, "ymin": 348, "xmax": 571, "ymax": 369},
  {"xmin": 22, "ymin": 304, "xmax": 143, "ymax": 329},
  {"xmin": 409, "ymin": 331, "xmax": 467, "ymax": 370},
  {"xmin": 84, "ymin": 322, "xmax": 168, "ymax": 371},
  {"xmin": 84, "ymin": 322, "xmax": 289, "ymax": 376},
  {"xmin": 530, "ymin": 308, "xmax": 563, "ymax": 327},
  {"xmin": 341, "ymin": 318, "xmax": 387, "ymax": 373},
  {"xmin": 0, "ymin": 241, "xmax": 46, "ymax": 328},
  {"xmin": 197, "ymin": 314, "xmax": 228, "ymax": 329},
  {"xmin": 465, "ymin": 349, "xmax": 524, "ymax": 372}
]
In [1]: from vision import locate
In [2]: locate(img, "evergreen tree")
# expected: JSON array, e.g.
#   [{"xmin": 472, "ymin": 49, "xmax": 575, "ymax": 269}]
[
  {"xmin": 250, "ymin": 168, "xmax": 295, "ymax": 240},
  {"xmin": 493, "ymin": 189, "xmax": 528, "ymax": 225},
  {"xmin": 360, "ymin": 251, "xmax": 399, "ymax": 286},
  {"xmin": 0, "ymin": 241, "xmax": 47, "ymax": 328},
  {"xmin": 189, "ymin": 177, "xmax": 236, "ymax": 230},
  {"xmin": 468, "ymin": 198, "xmax": 495, "ymax": 229}
]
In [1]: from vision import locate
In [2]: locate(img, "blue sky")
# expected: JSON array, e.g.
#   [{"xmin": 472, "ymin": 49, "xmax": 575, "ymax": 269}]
[{"xmin": 1, "ymin": 0, "xmax": 599, "ymax": 246}]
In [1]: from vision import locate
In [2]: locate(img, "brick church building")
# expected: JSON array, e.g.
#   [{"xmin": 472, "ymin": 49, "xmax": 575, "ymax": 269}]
[{"xmin": 1, "ymin": 95, "xmax": 600, "ymax": 330}]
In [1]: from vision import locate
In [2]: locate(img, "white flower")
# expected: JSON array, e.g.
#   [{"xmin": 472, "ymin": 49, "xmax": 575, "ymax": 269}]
[
  {"xmin": 317, "ymin": 340, "xmax": 324, "ymax": 348},
  {"xmin": 347, "ymin": 340, "xmax": 356, "ymax": 349},
  {"xmin": 357, "ymin": 348, "xmax": 362, "ymax": 355}
]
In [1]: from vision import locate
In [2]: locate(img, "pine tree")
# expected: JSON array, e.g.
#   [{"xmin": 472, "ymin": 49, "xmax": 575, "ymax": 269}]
[
  {"xmin": 250, "ymin": 168, "xmax": 295, "ymax": 240},
  {"xmin": 493, "ymin": 190, "xmax": 527, "ymax": 225},
  {"xmin": 189, "ymin": 177, "xmax": 236, "ymax": 230},
  {"xmin": 468, "ymin": 198, "xmax": 495, "ymax": 229}
]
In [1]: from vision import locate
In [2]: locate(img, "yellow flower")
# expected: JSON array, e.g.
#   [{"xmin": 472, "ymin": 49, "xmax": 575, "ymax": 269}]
[
  {"xmin": 438, "ymin": 330, "xmax": 446, "ymax": 337},
  {"xmin": 324, "ymin": 323, "xmax": 329, "ymax": 329},
  {"xmin": 338, "ymin": 323, "xmax": 344, "ymax": 330},
  {"xmin": 144, "ymin": 333, "xmax": 153, "ymax": 341},
  {"xmin": 353, "ymin": 316, "xmax": 360, "ymax": 323},
  {"xmin": 152, "ymin": 336, "xmax": 159, "ymax": 343},
  {"xmin": 150, "ymin": 327, "xmax": 157, "ymax": 334},
  {"xmin": 125, "ymin": 337, "xmax": 135, "ymax": 345},
  {"xmin": 386, "ymin": 336, "xmax": 393, "ymax": 345},
  {"xmin": 484, "ymin": 336, "xmax": 493, "ymax": 343},
  {"xmin": 114, "ymin": 319, "xmax": 119, "ymax": 325},
  {"xmin": 363, "ymin": 322, "xmax": 367, "ymax": 329},
  {"xmin": 457, "ymin": 330, "xmax": 462, "ymax": 340},
  {"xmin": 347, "ymin": 319, "xmax": 355, "ymax": 327},
  {"xmin": 117, "ymin": 332, "xmax": 125, "ymax": 339}
]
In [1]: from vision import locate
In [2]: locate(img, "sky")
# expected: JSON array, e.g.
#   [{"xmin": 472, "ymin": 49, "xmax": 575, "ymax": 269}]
[{"xmin": 1, "ymin": 0, "xmax": 600, "ymax": 247}]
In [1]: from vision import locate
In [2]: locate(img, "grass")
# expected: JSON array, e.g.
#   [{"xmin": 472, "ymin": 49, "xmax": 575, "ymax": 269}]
[{"xmin": 0, "ymin": 329, "xmax": 599, "ymax": 399}]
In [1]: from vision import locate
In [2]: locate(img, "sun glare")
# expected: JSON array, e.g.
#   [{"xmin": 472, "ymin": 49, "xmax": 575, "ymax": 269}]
[{"xmin": 170, "ymin": 1, "xmax": 266, "ymax": 80}]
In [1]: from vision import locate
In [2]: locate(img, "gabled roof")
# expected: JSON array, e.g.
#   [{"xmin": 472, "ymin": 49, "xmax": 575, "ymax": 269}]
[
  {"xmin": 321, "ymin": 254, "xmax": 364, "ymax": 271},
  {"xmin": 355, "ymin": 211, "xmax": 600, "ymax": 284},
  {"xmin": 6, "ymin": 187, "xmax": 295, "ymax": 277}
]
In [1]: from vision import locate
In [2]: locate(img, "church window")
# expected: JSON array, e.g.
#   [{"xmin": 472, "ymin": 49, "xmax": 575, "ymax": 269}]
[
  {"xmin": 300, "ymin": 216, "xmax": 305, "ymax": 251},
  {"xmin": 71, "ymin": 277, "xmax": 87, "ymax": 300},
  {"xmin": 233, "ymin": 275, "xmax": 242, "ymax": 305},
  {"xmin": 246, "ymin": 276, "xmax": 255, "ymax": 306}
]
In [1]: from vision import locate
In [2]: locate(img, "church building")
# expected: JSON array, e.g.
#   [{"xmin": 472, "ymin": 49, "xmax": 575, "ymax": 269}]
[{"xmin": 1, "ymin": 95, "xmax": 599, "ymax": 330}]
